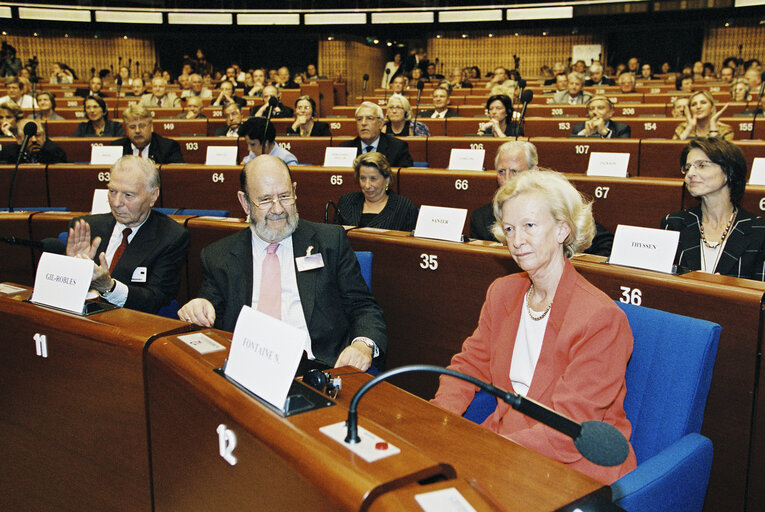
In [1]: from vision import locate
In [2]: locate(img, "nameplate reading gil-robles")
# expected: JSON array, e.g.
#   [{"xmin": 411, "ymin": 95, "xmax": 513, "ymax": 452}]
[
  {"xmin": 414, "ymin": 205, "xmax": 467, "ymax": 243},
  {"xmin": 224, "ymin": 305, "xmax": 307, "ymax": 410},
  {"xmin": 609, "ymin": 224, "xmax": 680, "ymax": 274},
  {"xmin": 586, "ymin": 152, "xmax": 630, "ymax": 177},
  {"xmin": 30, "ymin": 252, "xmax": 94, "ymax": 314}
]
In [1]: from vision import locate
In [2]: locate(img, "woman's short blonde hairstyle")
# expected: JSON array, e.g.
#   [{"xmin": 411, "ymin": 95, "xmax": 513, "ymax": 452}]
[
  {"xmin": 353, "ymin": 151, "xmax": 393, "ymax": 185},
  {"xmin": 491, "ymin": 169, "xmax": 595, "ymax": 258},
  {"xmin": 387, "ymin": 94, "xmax": 412, "ymax": 120}
]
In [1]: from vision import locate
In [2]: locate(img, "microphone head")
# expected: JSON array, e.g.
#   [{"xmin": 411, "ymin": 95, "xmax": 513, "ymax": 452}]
[
  {"xmin": 518, "ymin": 78, "xmax": 527, "ymax": 89},
  {"xmin": 521, "ymin": 89, "xmax": 534, "ymax": 104},
  {"xmin": 363, "ymin": 73, "xmax": 370, "ymax": 81},
  {"xmin": 573, "ymin": 421, "xmax": 630, "ymax": 467},
  {"xmin": 385, "ymin": 68, "xmax": 390, "ymax": 75},
  {"xmin": 268, "ymin": 96, "xmax": 278, "ymax": 107},
  {"xmin": 117, "ymin": 75, "xmax": 122, "ymax": 86},
  {"xmin": 417, "ymin": 80, "xmax": 425, "ymax": 91},
  {"xmin": 761, "ymin": 70, "xmax": 765, "ymax": 81},
  {"xmin": 23, "ymin": 121, "xmax": 37, "ymax": 136}
]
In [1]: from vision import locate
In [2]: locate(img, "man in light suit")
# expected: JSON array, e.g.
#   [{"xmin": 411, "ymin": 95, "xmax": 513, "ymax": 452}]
[
  {"xmin": 139, "ymin": 77, "xmax": 181, "ymax": 108},
  {"xmin": 553, "ymin": 72, "xmax": 592, "ymax": 105},
  {"xmin": 111, "ymin": 104, "xmax": 185, "ymax": 164},
  {"xmin": 178, "ymin": 155, "xmax": 387, "ymax": 371},
  {"xmin": 571, "ymin": 96, "xmax": 631, "ymax": 138},
  {"xmin": 65, "ymin": 155, "xmax": 189, "ymax": 314},
  {"xmin": 339, "ymin": 101, "xmax": 413, "ymax": 167}
]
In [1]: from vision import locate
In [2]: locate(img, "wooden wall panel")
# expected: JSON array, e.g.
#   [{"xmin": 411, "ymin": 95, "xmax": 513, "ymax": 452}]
[
  {"xmin": 1, "ymin": 30, "xmax": 156, "ymax": 83},
  {"xmin": 702, "ymin": 25, "xmax": 765, "ymax": 71},
  {"xmin": 318, "ymin": 39, "xmax": 385, "ymax": 102},
  {"xmin": 426, "ymin": 31, "xmax": 605, "ymax": 79}
]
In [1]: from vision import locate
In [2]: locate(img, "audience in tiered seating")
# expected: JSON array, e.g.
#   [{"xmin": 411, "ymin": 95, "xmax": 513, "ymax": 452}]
[
  {"xmin": 572, "ymin": 96, "xmax": 631, "ymax": 138},
  {"xmin": 74, "ymin": 96, "xmax": 125, "ymax": 137},
  {"xmin": 382, "ymin": 94, "xmax": 430, "ymax": 137},
  {"xmin": 29, "ymin": 91, "xmax": 63, "ymax": 121},
  {"xmin": 673, "ymin": 91, "xmax": 732, "ymax": 141},
  {"xmin": 286, "ymin": 95, "xmax": 331, "ymax": 137},
  {"xmin": 0, "ymin": 118, "xmax": 66, "ymax": 163},
  {"xmin": 111, "ymin": 104, "xmax": 184, "ymax": 164},
  {"xmin": 340, "ymin": 102, "xmax": 413, "ymax": 167}
]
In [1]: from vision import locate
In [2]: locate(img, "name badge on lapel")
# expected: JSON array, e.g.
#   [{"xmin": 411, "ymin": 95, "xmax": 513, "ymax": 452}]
[
  {"xmin": 131, "ymin": 267, "xmax": 147, "ymax": 282},
  {"xmin": 295, "ymin": 245, "xmax": 324, "ymax": 272}
]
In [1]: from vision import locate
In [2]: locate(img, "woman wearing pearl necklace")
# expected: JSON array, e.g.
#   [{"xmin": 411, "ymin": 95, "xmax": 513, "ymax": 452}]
[{"xmin": 662, "ymin": 138, "xmax": 765, "ymax": 280}]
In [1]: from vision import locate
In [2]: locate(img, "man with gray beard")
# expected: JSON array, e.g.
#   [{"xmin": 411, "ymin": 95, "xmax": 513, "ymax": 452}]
[{"xmin": 178, "ymin": 155, "xmax": 386, "ymax": 371}]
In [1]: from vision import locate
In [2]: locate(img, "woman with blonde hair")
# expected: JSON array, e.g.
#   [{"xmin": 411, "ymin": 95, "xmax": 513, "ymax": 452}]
[
  {"xmin": 382, "ymin": 94, "xmax": 430, "ymax": 137},
  {"xmin": 673, "ymin": 90, "xmax": 732, "ymax": 140}
]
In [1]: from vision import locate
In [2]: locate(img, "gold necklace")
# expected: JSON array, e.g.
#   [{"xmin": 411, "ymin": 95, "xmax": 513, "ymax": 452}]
[
  {"xmin": 526, "ymin": 284, "xmax": 553, "ymax": 321},
  {"xmin": 700, "ymin": 207, "xmax": 737, "ymax": 249}
]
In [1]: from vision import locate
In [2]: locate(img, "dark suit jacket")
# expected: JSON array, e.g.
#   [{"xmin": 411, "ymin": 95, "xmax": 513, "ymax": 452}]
[
  {"xmin": 336, "ymin": 192, "xmax": 418, "ymax": 232},
  {"xmin": 339, "ymin": 133, "xmax": 413, "ymax": 167},
  {"xmin": 70, "ymin": 211, "xmax": 190, "ymax": 313},
  {"xmin": 0, "ymin": 139, "xmax": 67, "ymax": 164},
  {"xmin": 111, "ymin": 132, "xmax": 185, "ymax": 164},
  {"xmin": 571, "ymin": 120, "xmax": 631, "ymax": 138},
  {"xmin": 661, "ymin": 205, "xmax": 765, "ymax": 281},
  {"xmin": 418, "ymin": 108, "xmax": 458, "ymax": 118},
  {"xmin": 197, "ymin": 221, "xmax": 388, "ymax": 366},
  {"xmin": 469, "ymin": 202, "xmax": 614, "ymax": 257},
  {"xmin": 286, "ymin": 121, "xmax": 332, "ymax": 136},
  {"xmin": 73, "ymin": 119, "xmax": 125, "ymax": 138},
  {"xmin": 213, "ymin": 125, "xmax": 238, "ymax": 137}
]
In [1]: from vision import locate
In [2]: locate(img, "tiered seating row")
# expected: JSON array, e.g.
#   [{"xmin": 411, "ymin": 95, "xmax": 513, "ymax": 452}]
[{"xmin": 34, "ymin": 135, "xmax": 765, "ymax": 178}]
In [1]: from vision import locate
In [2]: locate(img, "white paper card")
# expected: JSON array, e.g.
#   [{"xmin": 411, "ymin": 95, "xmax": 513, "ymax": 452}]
[
  {"xmin": 30, "ymin": 252, "xmax": 93, "ymax": 314},
  {"xmin": 224, "ymin": 305, "xmax": 307, "ymax": 409},
  {"xmin": 415, "ymin": 488, "xmax": 477, "ymax": 512},
  {"xmin": 0, "ymin": 283, "xmax": 26, "ymax": 294},
  {"xmin": 448, "ymin": 149, "xmax": 485, "ymax": 171},
  {"xmin": 323, "ymin": 147, "xmax": 357, "ymax": 167},
  {"xmin": 413, "ymin": 205, "xmax": 467, "ymax": 243},
  {"xmin": 748, "ymin": 158, "xmax": 765, "ymax": 185},
  {"xmin": 178, "ymin": 332, "xmax": 226, "ymax": 354},
  {"xmin": 609, "ymin": 224, "xmax": 680, "ymax": 274},
  {"xmin": 586, "ymin": 152, "xmax": 630, "ymax": 177},
  {"xmin": 91, "ymin": 189, "xmax": 110, "ymax": 214},
  {"xmin": 89, "ymin": 146, "xmax": 123, "ymax": 165},
  {"xmin": 205, "ymin": 146, "xmax": 238, "ymax": 166}
]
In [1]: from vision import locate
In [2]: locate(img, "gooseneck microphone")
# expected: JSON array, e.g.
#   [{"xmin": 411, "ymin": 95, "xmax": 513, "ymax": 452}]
[
  {"xmin": 413, "ymin": 80, "xmax": 425, "ymax": 134},
  {"xmin": 8, "ymin": 121, "xmax": 39, "ymax": 212},
  {"xmin": 516, "ymin": 89, "xmax": 534, "ymax": 140},
  {"xmin": 384, "ymin": 67, "xmax": 391, "ymax": 88},
  {"xmin": 361, "ymin": 73, "xmax": 369, "ymax": 103},
  {"xmin": 115, "ymin": 74, "xmax": 122, "ymax": 118},
  {"xmin": 262, "ymin": 96, "xmax": 278, "ymax": 144},
  {"xmin": 343, "ymin": 365, "xmax": 630, "ymax": 467},
  {"xmin": 324, "ymin": 200, "xmax": 340, "ymax": 224},
  {"xmin": 749, "ymin": 70, "xmax": 765, "ymax": 140}
]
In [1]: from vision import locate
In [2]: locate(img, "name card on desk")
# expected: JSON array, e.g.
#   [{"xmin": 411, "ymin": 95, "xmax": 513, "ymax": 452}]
[
  {"xmin": 586, "ymin": 152, "xmax": 629, "ymax": 177},
  {"xmin": 90, "ymin": 145, "xmax": 123, "ymax": 165},
  {"xmin": 224, "ymin": 305, "xmax": 307, "ymax": 410},
  {"xmin": 413, "ymin": 205, "xmax": 467, "ymax": 243},
  {"xmin": 448, "ymin": 148, "xmax": 485, "ymax": 171},
  {"xmin": 205, "ymin": 146, "xmax": 237, "ymax": 166},
  {"xmin": 30, "ymin": 252, "xmax": 93, "ymax": 314},
  {"xmin": 91, "ymin": 189, "xmax": 110, "ymax": 214},
  {"xmin": 323, "ymin": 147, "xmax": 357, "ymax": 167},
  {"xmin": 609, "ymin": 224, "xmax": 679, "ymax": 274},
  {"xmin": 748, "ymin": 158, "xmax": 765, "ymax": 185}
]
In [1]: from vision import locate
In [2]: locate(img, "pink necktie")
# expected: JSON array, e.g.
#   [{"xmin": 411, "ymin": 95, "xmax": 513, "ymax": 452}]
[{"xmin": 257, "ymin": 243, "xmax": 281, "ymax": 319}]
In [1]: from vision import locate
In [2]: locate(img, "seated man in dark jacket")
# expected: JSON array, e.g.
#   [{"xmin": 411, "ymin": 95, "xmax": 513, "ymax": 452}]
[
  {"xmin": 339, "ymin": 102, "xmax": 413, "ymax": 167},
  {"xmin": 110, "ymin": 104, "xmax": 185, "ymax": 164},
  {"xmin": 571, "ymin": 96, "xmax": 631, "ymax": 138},
  {"xmin": 0, "ymin": 118, "xmax": 67, "ymax": 163}
]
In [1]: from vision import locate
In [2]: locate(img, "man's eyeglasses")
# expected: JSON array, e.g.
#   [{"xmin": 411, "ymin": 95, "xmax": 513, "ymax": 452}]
[{"xmin": 249, "ymin": 193, "xmax": 296, "ymax": 210}]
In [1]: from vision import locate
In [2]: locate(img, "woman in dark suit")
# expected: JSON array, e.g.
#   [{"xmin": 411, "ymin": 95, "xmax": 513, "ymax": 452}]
[
  {"xmin": 286, "ymin": 95, "xmax": 330, "ymax": 137},
  {"xmin": 662, "ymin": 137, "xmax": 765, "ymax": 280},
  {"xmin": 432, "ymin": 170, "xmax": 636, "ymax": 484},
  {"xmin": 478, "ymin": 94, "xmax": 521, "ymax": 137},
  {"xmin": 336, "ymin": 152, "xmax": 418, "ymax": 231},
  {"xmin": 73, "ymin": 96, "xmax": 125, "ymax": 137}
]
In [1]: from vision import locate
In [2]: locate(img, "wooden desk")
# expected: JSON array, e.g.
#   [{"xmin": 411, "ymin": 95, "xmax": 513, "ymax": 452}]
[
  {"xmin": 0, "ymin": 212, "xmax": 36, "ymax": 286},
  {"xmin": 50, "ymin": 137, "xmax": 119, "ymax": 164},
  {"xmin": 174, "ymin": 136, "xmax": 240, "ymax": 164},
  {"xmin": 343, "ymin": 230, "xmax": 765, "ymax": 512},
  {"xmin": 639, "ymin": 139, "xmax": 765, "ymax": 179},
  {"xmin": 46, "ymin": 164, "xmax": 113, "ymax": 211},
  {"xmin": 0, "ymin": 287, "xmax": 194, "ymax": 512},
  {"xmin": 531, "ymin": 138, "xmax": 640, "ymax": 176},
  {"xmin": 145, "ymin": 329, "xmax": 610, "ymax": 511}
]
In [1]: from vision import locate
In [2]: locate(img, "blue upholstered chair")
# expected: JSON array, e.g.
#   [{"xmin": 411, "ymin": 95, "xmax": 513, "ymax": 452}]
[
  {"xmin": 462, "ymin": 302, "xmax": 721, "ymax": 512},
  {"xmin": 152, "ymin": 207, "xmax": 229, "ymax": 217},
  {"xmin": 1, "ymin": 207, "xmax": 69, "ymax": 212},
  {"xmin": 354, "ymin": 251, "xmax": 373, "ymax": 291}
]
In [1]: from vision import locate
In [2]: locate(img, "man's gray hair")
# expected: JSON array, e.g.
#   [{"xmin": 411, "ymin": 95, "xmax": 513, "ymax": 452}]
[
  {"xmin": 355, "ymin": 101, "xmax": 383, "ymax": 119},
  {"xmin": 111, "ymin": 154, "xmax": 160, "ymax": 190},
  {"xmin": 495, "ymin": 141, "xmax": 539, "ymax": 170}
]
